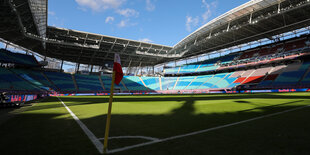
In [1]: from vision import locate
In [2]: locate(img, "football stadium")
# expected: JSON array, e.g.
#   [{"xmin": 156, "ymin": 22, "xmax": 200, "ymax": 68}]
[{"xmin": 1, "ymin": 0, "xmax": 310, "ymax": 154}]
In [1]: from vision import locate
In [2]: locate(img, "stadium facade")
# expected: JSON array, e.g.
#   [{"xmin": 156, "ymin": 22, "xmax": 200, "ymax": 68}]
[{"xmin": 1, "ymin": 0, "xmax": 310, "ymax": 101}]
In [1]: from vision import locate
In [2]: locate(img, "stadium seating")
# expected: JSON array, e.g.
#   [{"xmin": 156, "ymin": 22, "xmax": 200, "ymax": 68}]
[
  {"xmin": 213, "ymin": 73, "xmax": 237, "ymax": 88},
  {"xmin": 0, "ymin": 67, "xmax": 40, "ymax": 91},
  {"xmin": 74, "ymin": 74, "xmax": 103, "ymax": 91},
  {"xmin": 0, "ymin": 49, "xmax": 38, "ymax": 66},
  {"xmin": 101, "ymin": 75, "xmax": 126, "ymax": 91},
  {"xmin": 141, "ymin": 77, "xmax": 161, "ymax": 90},
  {"xmin": 186, "ymin": 75, "xmax": 213, "ymax": 90},
  {"xmin": 122, "ymin": 76, "xmax": 149, "ymax": 91},
  {"xmin": 161, "ymin": 77, "xmax": 178, "ymax": 90},
  {"xmin": 174, "ymin": 76, "xmax": 195, "ymax": 90},
  {"xmin": 273, "ymin": 61, "xmax": 310, "ymax": 86},
  {"xmin": 284, "ymin": 39, "xmax": 306, "ymax": 51},
  {"xmin": 1, "ymin": 35, "xmax": 309, "ymax": 93},
  {"xmin": 164, "ymin": 53, "xmax": 239, "ymax": 75},
  {"xmin": 178, "ymin": 65, "xmax": 200, "ymax": 74},
  {"xmin": 164, "ymin": 67, "xmax": 180, "ymax": 74},
  {"xmin": 10, "ymin": 69, "xmax": 50, "ymax": 91},
  {"xmin": 199, "ymin": 73, "xmax": 227, "ymax": 89},
  {"xmin": 196, "ymin": 65, "xmax": 219, "ymax": 72},
  {"xmin": 44, "ymin": 71, "xmax": 76, "ymax": 92}
]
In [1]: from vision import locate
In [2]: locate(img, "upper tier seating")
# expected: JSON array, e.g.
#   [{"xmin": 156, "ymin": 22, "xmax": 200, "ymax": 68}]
[
  {"xmin": 75, "ymin": 74, "xmax": 103, "ymax": 91},
  {"xmin": 164, "ymin": 53, "xmax": 239, "ymax": 75},
  {"xmin": 0, "ymin": 49, "xmax": 38, "ymax": 66},
  {"xmin": 178, "ymin": 65, "xmax": 200, "ymax": 74},
  {"xmin": 165, "ymin": 67, "xmax": 180, "ymax": 74},
  {"xmin": 239, "ymin": 49, "xmax": 259, "ymax": 60},
  {"xmin": 284, "ymin": 39, "xmax": 306, "ymax": 51}
]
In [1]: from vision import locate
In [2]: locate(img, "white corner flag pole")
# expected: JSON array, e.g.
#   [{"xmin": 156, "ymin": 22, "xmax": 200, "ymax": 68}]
[{"xmin": 103, "ymin": 71, "xmax": 116, "ymax": 153}]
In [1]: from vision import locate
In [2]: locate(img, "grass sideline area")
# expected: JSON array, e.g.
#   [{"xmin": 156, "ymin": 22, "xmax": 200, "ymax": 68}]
[{"xmin": 0, "ymin": 92, "xmax": 309, "ymax": 154}]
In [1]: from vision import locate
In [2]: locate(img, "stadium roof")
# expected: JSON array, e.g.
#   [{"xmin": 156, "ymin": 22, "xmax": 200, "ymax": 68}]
[{"xmin": 1, "ymin": 0, "xmax": 310, "ymax": 67}]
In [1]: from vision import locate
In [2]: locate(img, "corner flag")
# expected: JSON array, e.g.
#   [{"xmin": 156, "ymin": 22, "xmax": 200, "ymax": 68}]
[
  {"xmin": 113, "ymin": 53, "xmax": 123, "ymax": 85},
  {"xmin": 103, "ymin": 53, "xmax": 123, "ymax": 153}
]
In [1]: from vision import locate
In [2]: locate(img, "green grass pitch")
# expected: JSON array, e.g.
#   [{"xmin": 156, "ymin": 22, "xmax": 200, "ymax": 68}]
[{"xmin": 0, "ymin": 92, "xmax": 310, "ymax": 154}]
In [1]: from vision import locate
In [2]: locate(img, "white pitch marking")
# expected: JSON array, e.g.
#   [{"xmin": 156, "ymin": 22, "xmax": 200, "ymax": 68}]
[
  {"xmin": 57, "ymin": 97, "xmax": 103, "ymax": 154},
  {"xmin": 107, "ymin": 104, "xmax": 310, "ymax": 154},
  {"xmin": 98, "ymin": 135, "xmax": 159, "ymax": 141}
]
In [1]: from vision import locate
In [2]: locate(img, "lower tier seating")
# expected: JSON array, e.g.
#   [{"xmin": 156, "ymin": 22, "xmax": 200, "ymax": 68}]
[{"xmin": 75, "ymin": 74, "xmax": 103, "ymax": 91}]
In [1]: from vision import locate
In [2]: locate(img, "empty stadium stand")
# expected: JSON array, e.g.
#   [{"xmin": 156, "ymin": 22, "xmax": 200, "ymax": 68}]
[
  {"xmin": 74, "ymin": 74, "xmax": 104, "ymax": 92},
  {"xmin": 0, "ymin": 49, "xmax": 39, "ymax": 66},
  {"xmin": 1, "ymin": 35, "xmax": 309, "ymax": 94},
  {"xmin": 44, "ymin": 71, "xmax": 76, "ymax": 92},
  {"xmin": 0, "ymin": 67, "xmax": 41, "ymax": 91}
]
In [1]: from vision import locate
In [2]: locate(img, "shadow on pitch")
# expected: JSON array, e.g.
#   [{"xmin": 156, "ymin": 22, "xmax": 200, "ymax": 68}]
[{"xmin": 1, "ymin": 94, "xmax": 310, "ymax": 154}]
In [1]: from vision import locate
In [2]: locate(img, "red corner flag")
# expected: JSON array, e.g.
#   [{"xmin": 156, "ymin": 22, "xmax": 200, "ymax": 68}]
[{"xmin": 113, "ymin": 53, "xmax": 123, "ymax": 85}]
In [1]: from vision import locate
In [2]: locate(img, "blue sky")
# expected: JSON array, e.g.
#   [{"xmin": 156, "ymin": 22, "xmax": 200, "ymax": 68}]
[{"xmin": 48, "ymin": 0, "xmax": 249, "ymax": 46}]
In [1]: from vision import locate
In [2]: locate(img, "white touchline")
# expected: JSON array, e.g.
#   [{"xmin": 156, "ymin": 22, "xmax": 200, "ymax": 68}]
[
  {"xmin": 98, "ymin": 135, "xmax": 160, "ymax": 141},
  {"xmin": 57, "ymin": 97, "xmax": 103, "ymax": 154},
  {"xmin": 107, "ymin": 104, "xmax": 310, "ymax": 154}
]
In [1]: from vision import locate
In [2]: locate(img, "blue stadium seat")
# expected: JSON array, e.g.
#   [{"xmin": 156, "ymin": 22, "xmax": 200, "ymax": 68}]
[
  {"xmin": 75, "ymin": 74, "xmax": 103, "ymax": 91},
  {"xmin": 44, "ymin": 71, "xmax": 76, "ymax": 92}
]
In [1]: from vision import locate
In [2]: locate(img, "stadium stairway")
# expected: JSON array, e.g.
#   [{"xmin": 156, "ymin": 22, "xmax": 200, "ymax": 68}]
[
  {"xmin": 172, "ymin": 77, "xmax": 180, "ymax": 90},
  {"xmin": 9, "ymin": 69, "xmax": 50, "ymax": 91},
  {"xmin": 183, "ymin": 77, "xmax": 197, "ymax": 90},
  {"xmin": 74, "ymin": 74, "xmax": 104, "ymax": 92},
  {"xmin": 272, "ymin": 62, "xmax": 305, "ymax": 86},
  {"xmin": 98, "ymin": 75, "xmax": 106, "ymax": 90},
  {"xmin": 0, "ymin": 67, "xmax": 41, "ymax": 92},
  {"xmin": 44, "ymin": 71, "xmax": 76, "ymax": 92},
  {"xmin": 41, "ymin": 72, "xmax": 60, "ymax": 91},
  {"xmin": 138, "ymin": 77, "xmax": 149, "ymax": 90},
  {"xmin": 120, "ymin": 80, "xmax": 129, "ymax": 91},
  {"xmin": 197, "ymin": 75, "xmax": 215, "ymax": 89},
  {"xmin": 141, "ymin": 77, "xmax": 160, "ymax": 91},
  {"xmin": 159, "ymin": 77, "xmax": 162, "ymax": 90},
  {"xmin": 299, "ymin": 64, "xmax": 310, "ymax": 84},
  {"xmin": 72, "ymin": 74, "xmax": 78, "ymax": 92}
]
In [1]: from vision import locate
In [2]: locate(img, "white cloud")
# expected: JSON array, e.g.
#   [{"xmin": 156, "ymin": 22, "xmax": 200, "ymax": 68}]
[
  {"xmin": 75, "ymin": 0, "xmax": 125, "ymax": 11},
  {"xmin": 105, "ymin": 16, "xmax": 114, "ymax": 23},
  {"xmin": 48, "ymin": 11, "xmax": 55, "ymax": 16},
  {"xmin": 186, "ymin": 16, "xmax": 199, "ymax": 32},
  {"xmin": 146, "ymin": 0, "xmax": 155, "ymax": 11},
  {"xmin": 116, "ymin": 8, "xmax": 139, "ymax": 17},
  {"xmin": 117, "ymin": 19, "xmax": 137, "ymax": 28},
  {"xmin": 118, "ymin": 20, "xmax": 127, "ymax": 27},
  {"xmin": 201, "ymin": 0, "xmax": 218, "ymax": 23},
  {"xmin": 138, "ymin": 38, "xmax": 153, "ymax": 43}
]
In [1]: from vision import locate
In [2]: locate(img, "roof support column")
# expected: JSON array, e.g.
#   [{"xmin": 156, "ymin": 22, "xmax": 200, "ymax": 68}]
[
  {"xmin": 76, "ymin": 63, "xmax": 80, "ymax": 73},
  {"xmin": 135, "ymin": 62, "xmax": 142, "ymax": 76},
  {"xmin": 90, "ymin": 65, "xmax": 93, "ymax": 73},
  {"xmin": 249, "ymin": 12, "xmax": 253, "ymax": 24},
  {"xmin": 60, "ymin": 60, "xmax": 63, "ymax": 72},
  {"xmin": 126, "ymin": 59, "xmax": 132, "ymax": 75}
]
